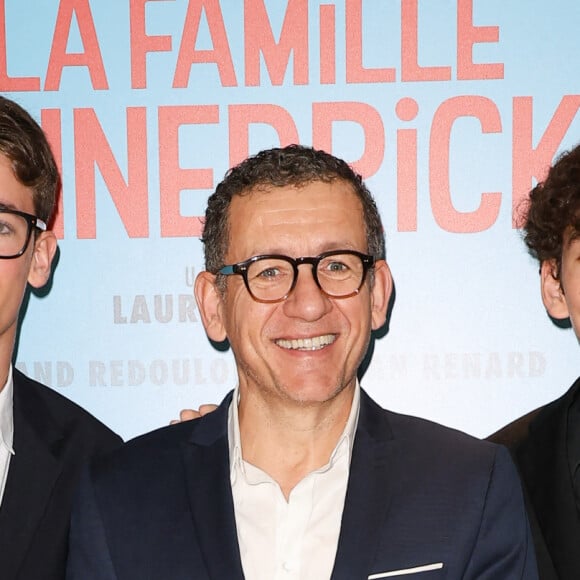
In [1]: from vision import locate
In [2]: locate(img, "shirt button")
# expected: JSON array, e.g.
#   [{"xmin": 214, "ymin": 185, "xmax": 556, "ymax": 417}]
[{"xmin": 282, "ymin": 561, "xmax": 292, "ymax": 572}]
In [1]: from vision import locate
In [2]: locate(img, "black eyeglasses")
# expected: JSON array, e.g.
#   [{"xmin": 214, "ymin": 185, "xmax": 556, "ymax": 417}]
[
  {"xmin": 0, "ymin": 208, "xmax": 47, "ymax": 259},
  {"xmin": 218, "ymin": 250, "xmax": 375, "ymax": 303}
]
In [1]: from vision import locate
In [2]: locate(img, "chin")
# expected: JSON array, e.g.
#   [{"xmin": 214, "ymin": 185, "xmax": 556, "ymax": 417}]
[{"xmin": 277, "ymin": 377, "xmax": 349, "ymax": 405}]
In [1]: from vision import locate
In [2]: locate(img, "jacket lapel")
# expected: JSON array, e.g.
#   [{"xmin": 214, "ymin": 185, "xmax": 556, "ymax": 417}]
[
  {"xmin": 182, "ymin": 392, "xmax": 245, "ymax": 579},
  {"xmin": 331, "ymin": 389, "xmax": 398, "ymax": 580},
  {"xmin": 518, "ymin": 378, "xmax": 580, "ymax": 577},
  {"xmin": 180, "ymin": 389, "xmax": 397, "ymax": 580},
  {"xmin": 0, "ymin": 373, "xmax": 64, "ymax": 577}
]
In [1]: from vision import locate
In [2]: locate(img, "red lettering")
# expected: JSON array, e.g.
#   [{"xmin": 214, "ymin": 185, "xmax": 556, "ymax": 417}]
[
  {"xmin": 174, "ymin": 0, "xmax": 236, "ymax": 88},
  {"xmin": 396, "ymin": 98, "xmax": 419, "ymax": 231},
  {"xmin": 244, "ymin": 0, "xmax": 308, "ymax": 86},
  {"xmin": 512, "ymin": 95, "xmax": 580, "ymax": 226},
  {"xmin": 228, "ymin": 104, "xmax": 299, "ymax": 167},
  {"xmin": 346, "ymin": 0, "xmax": 395, "ymax": 84},
  {"xmin": 130, "ymin": 0, "xmax": 173, "ymax": 89},
  {"xmin": 430, "ymin": 96, "xmax": 502, "ymax": 233},
  {"xmin": 457, "ymin": 0, "xmax": 503, "ymax": 80},
  {"xmin": 158, "ymin": 105, "xmax": 219, "ymax": 237},
  {"xmin": 401, "ymin": 0, "xmax": 451, "ymax": 82},
  {"xmin": 45, "ymin": 0, "xmax": 108, "ymax": 91},
  {"xmin": 74, "ymin": 108, "xmax": 148, "ymax": 238},
  {"xmin": 0, "ymin": 1, "xmax": 40, "ymax": 91},
  {"xmin": 312, "ymin": 102, "xmax": 384, "ymax": 178},
  {"xmin": 41, "ymin": 109, "xmax": 64, "ymax": 238},
  {"xmin": 319, "ymin": 4, "xmax": 335, "ymax": 85}
]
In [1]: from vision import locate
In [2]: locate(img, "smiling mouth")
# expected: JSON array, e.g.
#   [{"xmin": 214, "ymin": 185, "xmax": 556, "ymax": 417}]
[{"xmin": 275, "ymin": 334, "xmax": 337, "ymax": 351}]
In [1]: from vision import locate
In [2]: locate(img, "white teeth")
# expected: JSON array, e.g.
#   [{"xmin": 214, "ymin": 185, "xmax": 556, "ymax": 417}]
[{"xmin": 276, "ymin": 334, "xmax": 336, "ymax": 351}]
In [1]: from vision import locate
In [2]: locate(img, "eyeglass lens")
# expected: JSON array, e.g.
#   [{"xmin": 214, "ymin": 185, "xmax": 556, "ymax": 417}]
[{"xmin": 0, "ymin": 211, "xmax": 32, "ymax": 257}]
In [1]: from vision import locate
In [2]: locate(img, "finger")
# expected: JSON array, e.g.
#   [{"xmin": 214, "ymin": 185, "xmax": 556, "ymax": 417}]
[{"xmin": 179, "ymin": 409, "xmax": 202, "ymax": 421}]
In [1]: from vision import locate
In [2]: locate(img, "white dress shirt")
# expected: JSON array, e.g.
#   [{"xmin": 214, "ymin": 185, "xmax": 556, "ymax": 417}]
[
  {"xmin": 228, "ymin": 385, "xmax": 360, "ymax": 580},
  {"xmin": 0, "ymin": 365, "xmax": 15, "ymax": 506}
]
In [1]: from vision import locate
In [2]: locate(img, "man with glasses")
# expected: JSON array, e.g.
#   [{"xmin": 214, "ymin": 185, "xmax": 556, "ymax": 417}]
[
  {"xmin": 67, "ymin": 145, "xmax": 537, "ymax": 579},
  {"xmin": 0, "ymin": 96, "xmax": 121, "ymax": 580}
]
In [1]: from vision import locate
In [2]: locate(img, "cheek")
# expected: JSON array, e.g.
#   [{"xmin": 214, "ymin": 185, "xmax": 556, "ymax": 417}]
[
  {"xmin": 568, "ymin": 295, "xmax": 580, "ymax": 322},
  {"xmin": 0, "ymin": 260, "xmax": 30, "ymax": 289},
  {"xmin": 342, "ymin": 299, "xmax": 372, "ymax": 333},
  {"xmin": 223, "ymin": 294, "xmax": 271, "ymax": 342},
  {"xmin": 0, "ymin": 265, "xmax": 29, "ymax": 319},
  {"xmin": 562, "ymin": 271, "xmax": 580, "ymax": 311}
]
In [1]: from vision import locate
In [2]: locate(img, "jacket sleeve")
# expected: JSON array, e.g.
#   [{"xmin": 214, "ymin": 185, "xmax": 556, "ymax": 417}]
[{"xmin": 464, "ymin": 444, "xmax": 539, "ymax": 579}]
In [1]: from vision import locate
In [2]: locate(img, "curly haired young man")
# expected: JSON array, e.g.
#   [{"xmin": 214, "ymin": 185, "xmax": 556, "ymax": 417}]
[{"xmin": 491, "ymin": 144, "xmax": 580, "ymax": 580}]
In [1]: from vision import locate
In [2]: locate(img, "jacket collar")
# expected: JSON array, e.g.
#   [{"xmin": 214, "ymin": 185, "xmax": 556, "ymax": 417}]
[
  {"xmin": 182, "ymin": 391, "xmax": 245, "ymax": 579},
  {"xmin": 518, "ymin": 377, "xmax": 580, "ymax": 577},
  {"xmin": 331, "ymin": 389, "xmax": 398, "ymax": 580},
  {"xmin": 0, "ymin": 365, "xmax": 14, "ymax": 457},
  {"xmin": 182, "ymin": 388, "xmax": 399, "ymax": 580},
  {"xmin": 0, "ymin": 369, "xmax": 65, "ymax": 578}
]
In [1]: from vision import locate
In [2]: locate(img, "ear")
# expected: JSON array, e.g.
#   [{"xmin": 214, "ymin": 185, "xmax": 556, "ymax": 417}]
[
  {"xmin": 370, "ymin": 260, "xmax": 393, "ymax": 331},
  {"xmin": 540, "ymin": 259, "xmax": 569, "ymax": 319},
  {"xmin": 27, "ymin": 231, "xmax": 57, "ymax": 289},
  {"xmin": 194, "ymin": 271, "xmax": 227, "ymax": 342}
]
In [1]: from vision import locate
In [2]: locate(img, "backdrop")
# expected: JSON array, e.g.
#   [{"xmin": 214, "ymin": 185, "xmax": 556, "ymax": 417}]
[{"xmin": 6, "ymin": 0, "xmax": 580, "ymax": 440}]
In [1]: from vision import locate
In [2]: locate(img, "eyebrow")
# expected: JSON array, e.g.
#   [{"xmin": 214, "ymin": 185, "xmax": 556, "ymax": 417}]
[
  {"xmin": 247, "ymin": 243, "xmax": 361, "ymax": 257},
  {"xmin": 0, "ymin": 201, "xmax": 21, "ymax": 212}
]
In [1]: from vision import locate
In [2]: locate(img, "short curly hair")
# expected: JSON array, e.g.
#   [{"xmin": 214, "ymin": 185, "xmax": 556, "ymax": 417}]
[
  {"xmin": 0, "ymin": 96, "xmax": 59, "ymax": 223},
  {"xmin": 523, "ymin": 143, "xmax": 580, "ymax": 278},
  {"xmin": 201, "ymin": 144, "xmax": 385, "ymax": 274}
]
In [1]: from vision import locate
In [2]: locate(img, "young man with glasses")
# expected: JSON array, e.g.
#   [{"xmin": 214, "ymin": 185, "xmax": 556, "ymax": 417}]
[
  {"xmin": 67, "ymin": 145, "xmax": 537, "ymax": 579},
  {"xmin": 0, "ymin": 96, "xmax": 121, "ymax": 580}
]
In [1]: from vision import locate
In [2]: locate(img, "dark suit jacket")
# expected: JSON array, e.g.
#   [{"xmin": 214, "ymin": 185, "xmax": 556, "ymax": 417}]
[
  {"xmin": 67, "ymin": 389, "xmax": 537, "ymax": 579},
  {"xmin": 0, "ymin": 369, "xmax": 122, "ymax": 580},
  {"xmin": 490, "ymin": 377, "xmax": 580, "ymax": 580}
]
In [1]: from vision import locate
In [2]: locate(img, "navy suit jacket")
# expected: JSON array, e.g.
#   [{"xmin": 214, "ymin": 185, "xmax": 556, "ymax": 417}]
[
  {"xmin": 490, "ymin": 377, "xmax": 580, "ymax": 580},
  {"xmin": 67, "ymin": 389, "xmax": 537, "ymax": 579},
  {"xmin": 0, "ymin": 369, "xmax": 121, "ymax": 580}
]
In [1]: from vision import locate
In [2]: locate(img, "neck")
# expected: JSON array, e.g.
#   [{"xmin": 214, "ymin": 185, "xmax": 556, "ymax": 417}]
[{"xmin": 237, "ymin": 385, "xmax": 355, "ymax": 498}]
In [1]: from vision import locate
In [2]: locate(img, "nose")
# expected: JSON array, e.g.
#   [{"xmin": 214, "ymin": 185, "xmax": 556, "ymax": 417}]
[{"xmin": 282, "ymin": 263, "xmax": 332, "ymax": 321}]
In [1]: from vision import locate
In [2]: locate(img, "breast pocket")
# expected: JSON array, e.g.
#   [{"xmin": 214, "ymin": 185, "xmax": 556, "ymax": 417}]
[{"xmin": 368, "ymin": 562, "xmax": 444, "ymax": 578}]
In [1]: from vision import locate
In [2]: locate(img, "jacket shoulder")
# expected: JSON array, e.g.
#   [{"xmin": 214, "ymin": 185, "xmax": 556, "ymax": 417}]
[
  {"xmin": 360, "ymin": 391, "xmax": 502, "ymax": 474},
  {"xmin": 92, "ymin": 391, "xmax": 232, "ymax": 480},
  {"xmin": 13, "ymin": 368, "xmax": 122, "ymax": 450},
  {"xmin": 487, "ymin": 407, "xmax": 543, "ymax": 450},
  {"xmin": 387, "ymin": 408, "xmax": 500, "ymax": 465},
  {"xmin": 487, "ymin": 377, "xmax": 580, "ymax": 452}
]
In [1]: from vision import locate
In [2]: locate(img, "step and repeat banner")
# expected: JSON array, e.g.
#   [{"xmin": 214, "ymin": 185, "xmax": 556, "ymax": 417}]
[{"xmin": 6, "ymin": 0, "xmax": 580, "ymax": 439}]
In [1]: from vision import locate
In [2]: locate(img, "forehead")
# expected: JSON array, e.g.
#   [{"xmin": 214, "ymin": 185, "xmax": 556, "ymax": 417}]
[
  {"xmin": 226, "ymin": 180, "xmax": 366, "ymax": 258},
  {"xmin": 0, "ymin": 154, "xmax": 34, "ymax": 213}
]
